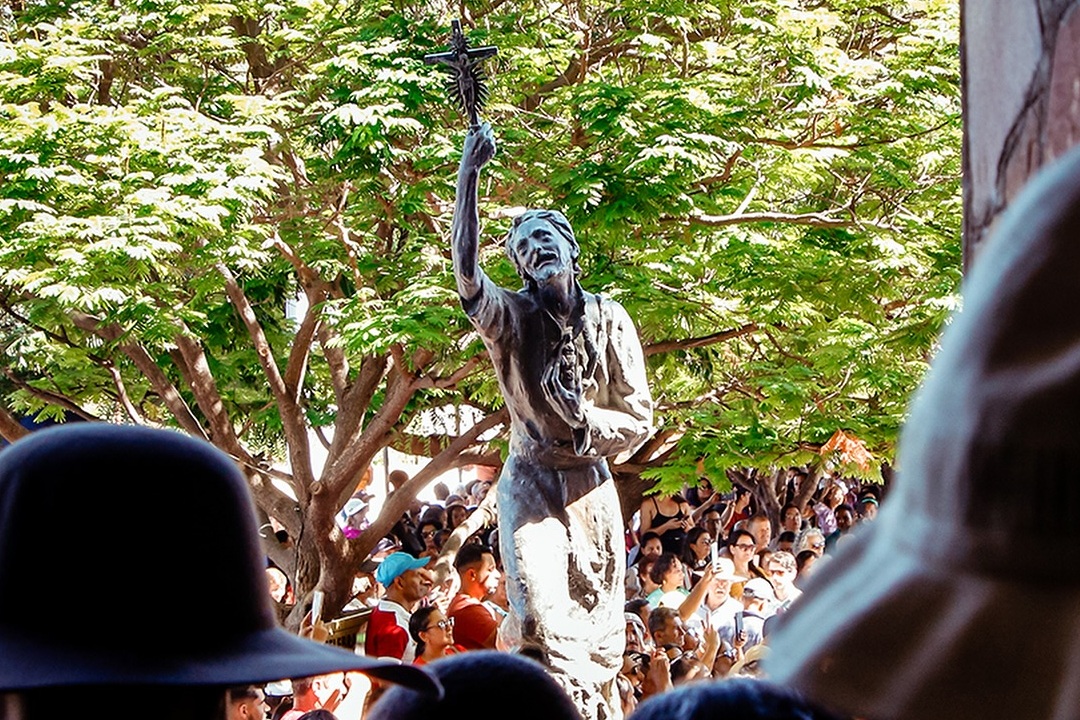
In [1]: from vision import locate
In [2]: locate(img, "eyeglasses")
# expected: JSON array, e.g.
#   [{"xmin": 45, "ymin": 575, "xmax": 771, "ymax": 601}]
[
  {"xmin": 425, "ymin": 618, "xmax": 454, "ymax": 631},
  {"xmin": 810, "ymin": 541, "xmax": 825, "ymax": 549},
  {"xmin": 733, "ymin": 543, "xmax": 756, "ymax": 551},
  {"xmin": 422, "ymin": 530, "xmax": 437, "ymax": 538}
]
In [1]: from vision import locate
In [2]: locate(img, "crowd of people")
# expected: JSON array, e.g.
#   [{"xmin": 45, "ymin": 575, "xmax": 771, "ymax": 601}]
[{"xmin": 256, "ymin": 466, "xmax": 884, "ymax": 719}]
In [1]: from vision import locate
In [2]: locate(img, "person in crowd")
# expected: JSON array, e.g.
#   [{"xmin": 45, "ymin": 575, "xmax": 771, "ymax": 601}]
[
  {"xmin": 685, "ymin": 476, "xmax": 723, "ymax": 526},
  {"xmin": 684, "ymin": 475, "xmax": 716, "ymax": 509},
  {"xmin": 779, "ymin": 502, "xmax": 803, "ymax": 534},
  {"xmin": 227, "ymin": 686, "xmax": 267, "ymax": 720},
  {"xmin": 367, "ymin": 652, "xmax": 580, "ymax": 720},
  {"xmin": 794, "ymin": 549, "xmax": 819, "ymax": 587},
  {"xmin": 626, "ymin": 598, "xmax": 651, "ymax": 627},
  {"xmin": 700, "ymin": 505, "xmax": 725, "ymax": 543},
  {"xmin": 745, "ymin": 514, "xmax": 773, "ymax": 553},
  {"xmin": 716, "ymin": 578, "xmax": 774, "ymax": 651},
  {"xmin": 811, "ymin": 483, "xmax": 846, "ymax": 537},
  {"xmin": 0, "ymin": 424, "xmax": 437, "ymax": 720},
  {"xmin": 775, "ymin": 531, "xmax": 797, "ymax": 553},
  {"xmin": 857, "ymin": 493, "xmax": 879, "ymax": 521},
  {"xmin": 679, "ymin": 527, "xmax": 713, "ymax": 587},
  {"xmin": 647, "ymin": 606, "xmax": 687, "ymax": 653},
  {"xmin": 432, "ymin": 482, "xmax": 450, "ymax": 502},
  {"xmin": 795, "ymin": 527, "xmax": 827, "ymax": 557},
  {"xmin": 678, "ymin": 559, "xmax": 745, "ymax": 632},
  {"xmin": 625, "ymin": 610, "xmax": 650, "ymax": 653},
  {"xmin": 336, "ymin": 493, "xmax": 371, "ymax": 540},
  {"xmin": 279, "ymin": 675, "xmax": 353, "ymax": 720},
  {"xmin": 385, "ymin": 471, "xmax": 424, "ymax": 556},
  {"xmin": 723, "ymin": 528, "xmax": 766, "ymax": 597},
  {"xmin": 467, "ymin": 478, "xmax": 493, "ymax": 507},
  {"xmin": 409, "ymin": 605, "xmax": 462, "ymax": 665},
  {"xmin": 763, "ymin": 550, "xmax": 801, "ymax": 611},
  {"xmin": 646, "ymin": 552, "xmax": 690, "ymax": 608},
  {"xmin": 633, "ymin": 530, "xmax": 664, "ymax": 566},
  {"xmin": 639, "ymin": 492, "xmax": 694, "ymax": 555},
  {"xmin": 447, "ymin": 543, "xmax": 502, "ymax": 650},
  {"xmin": 445, "ymin": 498, "xmax": 470, "ymax": 530},
  {"xmin": 416, "ymin": 517, "xmax": 444, "ymax": 558},
  {"xmin": 364, "ymin": 552, "xmax": 434, "ymax": 661},
  {"xmin": 824, "ymin": 504, "xmax": 856, "ymax": 552},
  {"xmin": 720, "ymin": 486, "xmax": 752, "ymax": 535},
  {"xmin": 637, "ymin": 558, "xmax": 661, "ymax": 600},
  {"xmin": 266, "ymin": 565, "xmax": 294, "ymax": 605}
]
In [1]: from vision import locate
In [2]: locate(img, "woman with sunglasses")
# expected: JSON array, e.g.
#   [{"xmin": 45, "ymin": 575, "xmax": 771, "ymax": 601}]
[
  {"xmin": 723, "ymin": 529, "xmax": 768, "ymax": 598},
  {"xmin": 408, "ymin": 606, "xmax": 462, "ymax": 665}
]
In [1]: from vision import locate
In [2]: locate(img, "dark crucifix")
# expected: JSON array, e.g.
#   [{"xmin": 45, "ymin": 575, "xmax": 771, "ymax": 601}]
[{"xmin": 424, "ymin": 20, "xmax": 498, "ymax": 128}]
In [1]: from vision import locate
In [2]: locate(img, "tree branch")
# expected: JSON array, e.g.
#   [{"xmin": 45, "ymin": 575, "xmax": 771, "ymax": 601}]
[
  {"xmin": 2, "ymin": 368, "xmax": 101, "ymax": 422},
  {"xmin": 104, "ymin": 362, "xmax": 144, "ymax": 425},
  {"xmin": 343, "ymin": 408, "xmax": 509, "ymax": 565},
  {"xmin": 172, "ymin": 334, "xmax": 246, "ymax": 454},
  {"xmin": 0, "ymin": 404, "xmax": 29, "ymax": 443},
  {"xmin": 68, "ymin": 311, "xmax": 208, "ymax": 441},
  {"xmin": 413, "ymin": 355, "xmax": 484, "ymax": 389},
  {"xmin": 645, "ymin": 323, "xmax": 758, "ymax": 356},
  {"xmin": 672, "ymin": 211, "xmax": 852, "ymax": 229},
  {"xmin": 208, "ymin": 251, "xmax": 316, "ymax": 490}
]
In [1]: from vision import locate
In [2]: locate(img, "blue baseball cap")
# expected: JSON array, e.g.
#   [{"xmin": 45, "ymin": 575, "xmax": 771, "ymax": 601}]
[{"xmin": 376, "ymin": 552, "xmax": 432, "ymax": 587}]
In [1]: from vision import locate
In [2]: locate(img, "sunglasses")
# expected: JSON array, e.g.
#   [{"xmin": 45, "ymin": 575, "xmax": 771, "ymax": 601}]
[
  {"xmin": 425, "ymin": 618, "xmax": 454, "ymax": 631},
  {"xmin": 733, "ymin": 543, "xmax": 756, "ymax": 551}
]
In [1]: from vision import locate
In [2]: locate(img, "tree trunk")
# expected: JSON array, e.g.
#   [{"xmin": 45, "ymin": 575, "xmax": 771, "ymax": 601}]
[{"xmin": 963, "ymin": 0, "xmax": 1080, "ymax": 266}]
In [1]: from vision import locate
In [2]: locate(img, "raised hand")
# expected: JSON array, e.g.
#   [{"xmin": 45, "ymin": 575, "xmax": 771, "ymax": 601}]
[{"xmin": 462, "ymin": 122, "xmax": 496, "ymax": 170}]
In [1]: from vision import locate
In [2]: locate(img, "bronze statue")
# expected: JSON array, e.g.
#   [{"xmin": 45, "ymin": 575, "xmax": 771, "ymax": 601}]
[{"xmin": 451, "ymin": 120, "xmax": 654, "ymax": 719}]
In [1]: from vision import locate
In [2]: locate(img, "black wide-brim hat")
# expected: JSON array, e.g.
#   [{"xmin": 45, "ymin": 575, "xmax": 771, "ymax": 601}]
[
  {"xmin": 766, "ymin": 141, "xmax": 1080, "ymax": 717},
  {"xmin": 0, "ymin": 424, "xmax": 439, "ymax": 694}
]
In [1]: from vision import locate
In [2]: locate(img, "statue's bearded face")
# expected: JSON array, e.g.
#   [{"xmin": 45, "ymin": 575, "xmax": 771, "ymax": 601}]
[{"xmin": 508, "ymin": 216, "xmax": 576, "ymax": 285}]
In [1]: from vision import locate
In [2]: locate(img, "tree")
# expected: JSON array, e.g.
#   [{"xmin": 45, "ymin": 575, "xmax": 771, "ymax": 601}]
[{"xmin": 0, "ymin": 0, "xmax": 960, "ymax": 620}]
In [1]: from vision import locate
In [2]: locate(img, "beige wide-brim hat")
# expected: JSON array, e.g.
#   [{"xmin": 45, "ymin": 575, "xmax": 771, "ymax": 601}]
[{"xmin": 766, "ymin": 144, "xmax": 1080, "ymax": 719}]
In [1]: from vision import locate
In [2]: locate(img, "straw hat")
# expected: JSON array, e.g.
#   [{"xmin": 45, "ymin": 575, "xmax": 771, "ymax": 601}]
[
  {"xmin": 766, "ymin": 144, "xmax": 1080, "ymax": 718},
  {"xmin": 0, "ymin": 424, "xmax": 438, "ymax": 694}
]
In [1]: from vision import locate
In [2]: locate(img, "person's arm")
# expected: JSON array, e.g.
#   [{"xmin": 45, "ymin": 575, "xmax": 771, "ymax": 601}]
[
  {"xmin": 690, "ymin": 492, "xmax": 720, "ymax": 521},
  {"xmin": 638, "ymin": 498, "xmax": 658, "ymax": 538},
  {"xmin": 699, "ymin": 625, "xmax": 721, "ymax": 677},
  {"xmin": 452, "ymin": 123, "xmax": 495, "ymax": 302},
  {"xmin": 679, "ymin": 501, "xmax": 695, "ymax": 529},
  {"xmin": 677, "ymin": 563, "xmax": 715, "ymax": 623}
]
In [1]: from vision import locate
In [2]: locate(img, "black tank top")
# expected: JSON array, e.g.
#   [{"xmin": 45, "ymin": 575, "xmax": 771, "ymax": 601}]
[{"xmin": 651, "ymin": 497, "xmax": 688, "ymax": 555}]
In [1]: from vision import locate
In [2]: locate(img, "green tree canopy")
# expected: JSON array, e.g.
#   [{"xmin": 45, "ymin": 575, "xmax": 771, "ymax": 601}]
[{"xmin": 0, "ymin": 0, "xmax": 960, "ymax": 614}]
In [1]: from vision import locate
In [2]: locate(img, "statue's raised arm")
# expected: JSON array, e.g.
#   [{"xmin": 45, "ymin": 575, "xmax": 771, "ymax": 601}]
[{"xmin": 451, "ymin": 123, "xmax": 495, "ymax": 302}]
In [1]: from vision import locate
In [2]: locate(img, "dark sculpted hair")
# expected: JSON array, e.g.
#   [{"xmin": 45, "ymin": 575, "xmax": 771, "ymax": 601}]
[{"xmin": 504, "ymin": 209, "xmax": 581, "ymax": 285}]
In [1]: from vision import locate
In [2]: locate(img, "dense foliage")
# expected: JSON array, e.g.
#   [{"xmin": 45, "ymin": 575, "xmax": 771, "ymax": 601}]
[{"xmin": 0, "ymin": 0, "xmax": 960, "ymax": 602}]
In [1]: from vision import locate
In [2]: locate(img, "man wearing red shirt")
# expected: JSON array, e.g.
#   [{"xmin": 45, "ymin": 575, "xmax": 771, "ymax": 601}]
[
  {"xmin": 365, "ymin": 553, "xmax": 433, "ymax": 662},
  {"xmin": 447, "ymin": 544, "xmax": 501, "ymax": 650}
]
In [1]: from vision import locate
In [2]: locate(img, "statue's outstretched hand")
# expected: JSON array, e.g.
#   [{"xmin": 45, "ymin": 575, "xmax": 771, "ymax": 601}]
[{"xmin": 463, "ymin": 122, "xmax": 496, "ymax": 170}]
